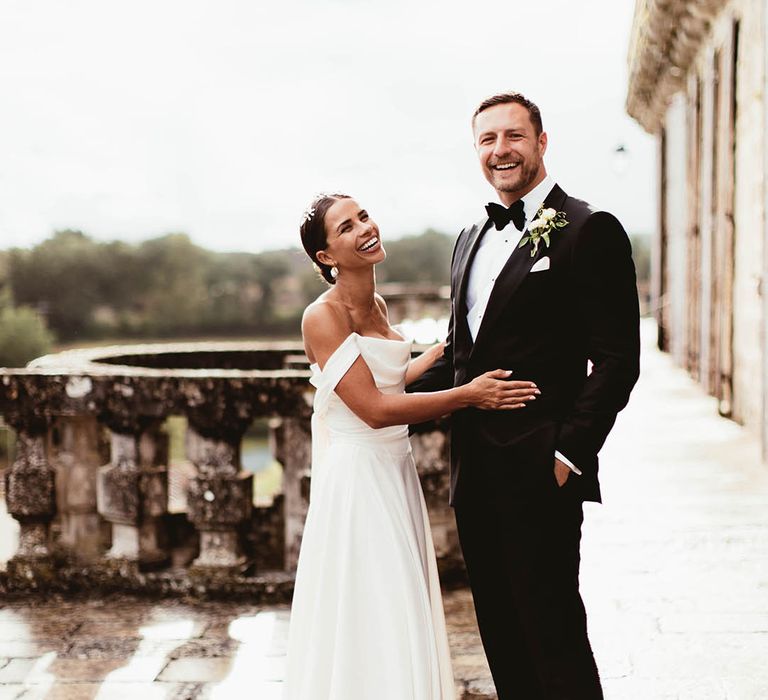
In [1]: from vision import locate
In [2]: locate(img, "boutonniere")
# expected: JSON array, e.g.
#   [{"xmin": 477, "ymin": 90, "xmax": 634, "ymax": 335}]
[{"xmin": 518, "ymin": 206, "xmax": 568, "ymax": 257}]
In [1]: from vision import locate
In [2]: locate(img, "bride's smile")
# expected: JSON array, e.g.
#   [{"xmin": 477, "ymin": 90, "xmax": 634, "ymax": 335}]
[
  {"xmin": 357, "ymin": 235, "xmax": 380, "ymax": 253},
  {"xmin": 317, "ymin": 197, "xmax": 387, "ymax": 271}
]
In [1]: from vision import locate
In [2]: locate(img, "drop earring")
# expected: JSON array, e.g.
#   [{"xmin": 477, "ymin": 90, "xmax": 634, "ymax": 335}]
[{"xmin": 330, "ymin": 266, "xmax": 339, "ymax": 279}]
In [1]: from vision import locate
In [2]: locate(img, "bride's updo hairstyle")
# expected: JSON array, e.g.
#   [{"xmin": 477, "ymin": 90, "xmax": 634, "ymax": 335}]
[{"xmin": 299, "ymin": 192, "xmax": 351, "ymax": 285}]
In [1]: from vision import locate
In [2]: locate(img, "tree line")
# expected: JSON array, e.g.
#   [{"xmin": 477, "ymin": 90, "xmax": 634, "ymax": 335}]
[{"xmin": 0, "ymin": 228, "xmax": 650, "ymax": 367}]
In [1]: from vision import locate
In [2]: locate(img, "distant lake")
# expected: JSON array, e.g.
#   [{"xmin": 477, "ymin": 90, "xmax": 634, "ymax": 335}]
[{"xmin": 242, "ymin": 436, "xmax": 273, "ymax": 472}]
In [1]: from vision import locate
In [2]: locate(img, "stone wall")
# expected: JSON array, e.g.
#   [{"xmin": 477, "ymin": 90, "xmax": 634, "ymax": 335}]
[
  {"xmin": 729, "ymin": 0, "xmax": 764, "ymax": 433},
  {"xmin": 662, "ymin": 93, "xmax": 690, "ymax": 367},
  {"xmin": 629, "ymin": 0, "xmax": 767, "ymax": 453}
]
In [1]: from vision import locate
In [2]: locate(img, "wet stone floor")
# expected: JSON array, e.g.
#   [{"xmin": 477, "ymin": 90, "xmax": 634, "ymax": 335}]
[{"xmin": 0, "ymin": 590, "xmax": 490, "ymax": 699}]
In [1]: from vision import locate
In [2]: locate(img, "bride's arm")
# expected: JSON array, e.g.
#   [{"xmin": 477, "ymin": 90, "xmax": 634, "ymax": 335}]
[
  {"xmin": 303, "ymin": 304, "xmax": 538, "ymax": 429},
  {"xmin": 405, "ymin": 342, "xmax": 446, "ymax": 386}
]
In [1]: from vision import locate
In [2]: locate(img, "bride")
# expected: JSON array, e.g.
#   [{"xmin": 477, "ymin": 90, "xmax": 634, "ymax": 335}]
[{"xmin": 282, "ymin": 193, "xmax": 539, "ymax": 699}]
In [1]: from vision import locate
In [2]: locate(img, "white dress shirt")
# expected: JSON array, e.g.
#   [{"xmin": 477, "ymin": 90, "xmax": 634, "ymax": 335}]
[{"xmin": 465, "ymin": 175, "xmax": 581, "ymax": 476}]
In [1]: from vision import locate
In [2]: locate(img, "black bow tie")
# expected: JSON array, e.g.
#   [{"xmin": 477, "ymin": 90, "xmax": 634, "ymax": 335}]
[{"xmin": 485, "ymin": 200, "xmax": 526, "ymax": 232}]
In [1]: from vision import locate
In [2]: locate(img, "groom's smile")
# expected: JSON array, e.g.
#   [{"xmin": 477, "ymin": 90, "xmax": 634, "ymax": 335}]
[{"xmin": 473, "ymin": 102, "xmax": 548, "ymax": 206}]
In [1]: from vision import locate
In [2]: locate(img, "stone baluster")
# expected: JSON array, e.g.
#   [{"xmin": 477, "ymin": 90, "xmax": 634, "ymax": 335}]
[
  {"xmin": 4, "ymin": 418, "xmax": 56, "ymax": 575},
  {"xmin": 138, "ymin": 427, "xmax": 170, "ymax": 568},
  {"xmin": 185, "ymin": 422, "xmax": 253, "ymax": 573},
  {"xmin": 97, "ymin": 428, "xmax": 140, "ymax": 562},
  {"xmin": 97, "ymin": 418, "xmax": 169, "ymax": 568},
  {"xmin": 52, "ymin": 416, "xmax": 108, "ymax": 560},
  {"xmin": 272, "ymin": 415, "xmax": 311, "ymax": 572}
]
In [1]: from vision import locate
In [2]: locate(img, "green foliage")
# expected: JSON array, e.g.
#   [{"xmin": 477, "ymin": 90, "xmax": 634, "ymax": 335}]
[
  {"xmin": 0, "ymin": 251, "xmax": 11, "ymax": 309},
  {"xmin": 0, "ymin": 304, "xmax": 54, "ymax": 368},
  {"xmin": 377, "ymin": 229, "xmax": 454, "ymax": 285},
  {"xmin": 9, "ymin": 230, "xmax": 104, "ymax": 339},
  {"xmin": 628, "ymin": 233, "xmax": 652, "ymax": 316},
  {"xmin": 0, "ymin": 249, "xmax": 54, "ymax": 366},
  {"xmin": 0, "ymin": 422, "xmax": 15, "ymax": 469},
  {"xmin": 4, "ymin": 228, "xmax": 459, "ymax": 342},
  {"xmin": 628, "ymin": 233, "xmax": 651, "ymax": 285},
  {"xmin": 134, "ymin": 234, "xmax": 211, "ymax": 334},
  {"xmin": 2, "ymin": 226, "xmax": 654, "ymax": 344}
]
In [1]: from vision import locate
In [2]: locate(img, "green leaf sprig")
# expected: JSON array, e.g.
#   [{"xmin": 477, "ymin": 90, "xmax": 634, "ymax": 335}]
[{"xmin": 518, "ymin": 206, "xmax": 569, "ymax": 257}]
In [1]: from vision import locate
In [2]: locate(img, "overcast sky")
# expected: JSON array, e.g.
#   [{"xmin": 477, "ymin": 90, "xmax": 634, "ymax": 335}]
[{"xmin": 0, "ymin": 0, "xmax": 654, "ymax": 254}]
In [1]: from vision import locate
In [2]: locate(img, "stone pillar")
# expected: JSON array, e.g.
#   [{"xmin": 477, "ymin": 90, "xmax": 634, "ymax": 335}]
[
  {"xmin": 98, "ymin": 430, "xmax": 141, "ymax": 561},
  {"xmin": 185, "ymin": 425, "xmax": 252, "ymax": 572},
  {"xmin": 52, "ymin": 416, "xmax": 107, "ymax": 559},
  {"xmin": 97, "ymin": 421, "xmax": 169, "ymax": 567},
  {"xmin": 5, "ymin": 428, "xmax": 56, "ymax": 561},
  {"xmin": 272, "ymin": 416, "xmax": 311, "ymax": 572},
  {"xmin": 138, "ymin": 428, "xmax": 170, "ymax": 568}
]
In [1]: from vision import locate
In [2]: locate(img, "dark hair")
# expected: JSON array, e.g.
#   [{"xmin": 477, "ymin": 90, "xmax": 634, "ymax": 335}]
[
  {"xmin": 472, "ymin": 92, "xmax": 543, "ymax": 136},
  {"xmin": 299, "ymin": 193, "xmax": 351, "ymax": 285}
]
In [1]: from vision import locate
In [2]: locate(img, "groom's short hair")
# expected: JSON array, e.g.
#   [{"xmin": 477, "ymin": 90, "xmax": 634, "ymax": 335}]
[{"xmin": 472, "ymin": 92, "xmax": 543, "ymax": 136}]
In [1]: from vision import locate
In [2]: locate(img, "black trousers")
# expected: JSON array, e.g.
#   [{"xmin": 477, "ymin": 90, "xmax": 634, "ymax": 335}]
[{"xmin": 454, "ymin": 451, "xmax": 603, "ymax": 700}]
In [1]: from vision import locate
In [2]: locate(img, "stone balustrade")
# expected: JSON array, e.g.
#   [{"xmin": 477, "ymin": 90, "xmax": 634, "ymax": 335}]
[{"xmin": 0, "ymin": 340, "xmax": 459, "ymax": 599}]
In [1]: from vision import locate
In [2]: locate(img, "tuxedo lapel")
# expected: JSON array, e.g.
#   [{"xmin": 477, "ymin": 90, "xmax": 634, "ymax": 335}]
[
  {"xmin": 470, "ymin": 185, "xmax": 568, "ymax": 355},
  {"xmin": 457, "ymin": 217, "xmax": 492, "ymax": 317},
  {"xmin": 450, "ymin": 217, "xmax": 492, "ymax": 354}
]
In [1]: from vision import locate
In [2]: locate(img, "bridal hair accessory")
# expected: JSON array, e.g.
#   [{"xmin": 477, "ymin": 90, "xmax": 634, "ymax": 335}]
[
  {"xmin": 518, "ymin": 205, "xmax": 568, "ymax": 257},
  {"xmin": 302, "ymin": 191, "xmax": 346, "ymax": 227},
  {"xmin": 330, "ymin": 266, "xmax": 339, "ymax": 279},
  {"xmin": 301, "ymin": 206, "xmax": 316, "ymax": 226}
]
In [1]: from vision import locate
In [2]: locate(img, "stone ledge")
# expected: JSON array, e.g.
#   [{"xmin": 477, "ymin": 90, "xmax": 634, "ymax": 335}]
[
  {"xmin": 28, "ymin": 340, "xmax": 306, "ymax": 372},
  {"xmin": 0, "ymin": 554, "xmax": 295, "ymax": 603},
  {"xmin": 626, "ymin": 0, "xmax": 728, "ymax": 133}
]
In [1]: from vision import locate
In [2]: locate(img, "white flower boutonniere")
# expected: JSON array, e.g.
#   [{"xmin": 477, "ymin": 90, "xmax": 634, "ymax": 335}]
[{"xmin": 518, "ymin": 205, "xmax": 569, "ymax": 257}]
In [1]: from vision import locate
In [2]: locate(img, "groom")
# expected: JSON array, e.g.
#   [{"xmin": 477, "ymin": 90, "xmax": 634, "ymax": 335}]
[{"xmin": 408, "ymin": 92, "xmax": 640, "ymax": 699}]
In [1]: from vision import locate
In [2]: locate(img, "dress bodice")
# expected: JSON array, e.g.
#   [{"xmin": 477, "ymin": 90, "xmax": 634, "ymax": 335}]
[{"xmin": 309, "ymin": 333, "xmax": 413, "ymax": 443}]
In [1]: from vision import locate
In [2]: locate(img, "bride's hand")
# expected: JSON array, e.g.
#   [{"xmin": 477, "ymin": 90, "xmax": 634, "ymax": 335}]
[
  {"xmin": 425, "ymin": 341, "xmax": 446, "ymax": 364},
  {"xmin": 465, "ymin": 370, "xmax": 540, "ymax": 410}
]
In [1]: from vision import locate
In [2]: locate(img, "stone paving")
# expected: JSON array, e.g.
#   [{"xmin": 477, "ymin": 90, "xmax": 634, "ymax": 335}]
[
  {"xmin": 0, "ymin": 591, "xmax": 488, "ymax": 699},
  {"xmin": 1, "ymin": 320, "xmax": 767, "ymax": 699},
  {"xmin": 581, "ymin": 323, "xmax": 768, "ymax": 699}
]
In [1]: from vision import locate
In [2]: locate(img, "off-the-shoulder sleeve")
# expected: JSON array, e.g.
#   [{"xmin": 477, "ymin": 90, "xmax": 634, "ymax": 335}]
[
  {"xmin": 311, "ymin": 333, "xmax": 361, "ymax": 417},
  {"xmin": 309, "ymin": 333, "xmax": 361, "ymax": 497},
  {"xmin": 391, "ymin": 323, "xmax": 409, "ymax": 341}
]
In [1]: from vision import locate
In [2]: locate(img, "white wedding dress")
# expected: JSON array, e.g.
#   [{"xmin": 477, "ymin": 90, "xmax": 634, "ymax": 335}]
[{"xmin": 282, "ymin": 332, "xmax": 455, "ymax": 699}]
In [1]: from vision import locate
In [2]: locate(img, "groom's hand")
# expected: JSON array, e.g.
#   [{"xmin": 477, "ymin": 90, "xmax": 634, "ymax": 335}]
[{"xmin": 554, "ymin": 457, "xmax": 571, "ymax": 487}]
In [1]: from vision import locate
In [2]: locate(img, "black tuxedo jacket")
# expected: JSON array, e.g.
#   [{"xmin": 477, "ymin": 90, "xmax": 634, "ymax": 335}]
[{"xmin": 408, "ymin": 184, "xmax": 640, "ymax": 504}]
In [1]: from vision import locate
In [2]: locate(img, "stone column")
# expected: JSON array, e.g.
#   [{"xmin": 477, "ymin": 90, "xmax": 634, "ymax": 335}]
[
  {"xmin": 272, "ymin": 416, "xmax": 311, "ymax": 572},
  {"xmin": 97, "ymin": 420, "xmax": 169, "ymax": 567},
  {"xmin": 185, "ymin": 424, "xmax": 253, "ymax": 572},
  {"xmin": 138, "ymin": 427, "xmax": 170, "ymax": 568},
  {"xmin": 97, "ymin": 429, "xmax": 141, "ymax": 561},
  {"xmin": 52, "ymin": 416, "xmax": 107, "ymax": 560},
  {"xmin": 5, "ymin": 426, "xmax": 56, "ymax": 566}
]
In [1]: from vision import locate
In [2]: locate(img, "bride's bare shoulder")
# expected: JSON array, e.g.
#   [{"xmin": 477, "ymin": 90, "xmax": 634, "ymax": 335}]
[
  {"xmin": 302, "ymin": 293, "xmax": 349, "ymax": 330},
  {"xmin": 302, "ymin": 295, "xmax": 353, "ymax": 362}
]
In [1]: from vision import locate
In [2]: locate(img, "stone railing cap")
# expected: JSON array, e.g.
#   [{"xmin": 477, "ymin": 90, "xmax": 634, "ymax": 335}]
[{"xmin": 14, "ymin": 340, "xmax": 311, "ymax": 379}]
